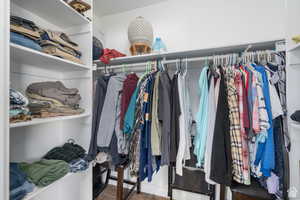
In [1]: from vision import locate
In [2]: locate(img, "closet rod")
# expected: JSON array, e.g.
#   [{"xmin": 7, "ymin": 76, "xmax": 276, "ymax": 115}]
[
  {"xmin": 96, "ymin": 56, "xmax": 217, "ymax": 70},
  {"xmin": 95, "ymin": 49, "xmax": 277, "ymax": 71},
  {"xmin": 94, "ymin": 39, "xmax": 284, "ymax": 69}
]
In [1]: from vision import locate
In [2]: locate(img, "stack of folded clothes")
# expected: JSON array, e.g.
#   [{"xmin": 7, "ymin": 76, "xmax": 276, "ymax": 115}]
[
  {"xmin": 40, "ymin": 30, "xmax": 83, "ymax": 64},
  {"xmin": 10, "ymin": 15, "xmax": 83, "ymax": 64},
  {"xmin": 19, "ymin": 159, "xmax": 70, "ymax": 187},
  {"xmin": 10, "ymin": 16, "xmax": 42, "ymax": 51},
  {"xmin": 26, "ymin": 81, "xmax": 84, "ymax": 118},
  {"xmin": 10, "ymin": 89, "xmax": 32, "ymax": 123},
  {"xmin": 10, "ymin": 163, "xmax": 35, "ymax": 200},
  {"xmin": 43, "ymin": 140, "xmax": 89, "ymax": 173}
]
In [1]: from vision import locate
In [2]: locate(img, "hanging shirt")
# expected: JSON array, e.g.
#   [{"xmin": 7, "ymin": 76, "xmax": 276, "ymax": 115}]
[
  {"xmin": 247, "ymin": 66, "xmax": 260, "ymax": 135},
  {"xmin": 210, "ymin": 67, "xmax": 232, "ymax": 186},
  {"xmin": 158, "ymin": 70, "xmax": 172, "ymax": 165},
  {"xmin": 139, "ymin": 75, "xmax": 155, "ymax": 182},
  {"xmin": 255, "ymin": 69, "xmax": 270, "ymax": 139},
  {"xmin": 86, "ymin": 75, "xmax": 111, "ymax": 161},
  {"xmin": 120, "ymin": 73, "xmax": 139, "ymax": 129},
  {"xmin": 235, "ymin": 70, "xmax": 251, "ymax": 185},
  {"xmin": 123, "ymin": 86, "xmax": 139, "ymax": 134},
  {"xmin": 151, "ymin": 72, "xmax": 161, "ymax": 156},
  {"xmin": 129, "ymin": 77, "xmax": 149, "ymax": 176},
  {"xmin": 266, "ymin": 71, "xmax": 283, "ymax": 119},
  {"xmin": 204, "ymin": 76, "xmax": 217, "ymax": 185},
  {"xmin": 254, "ymin": 65, "xmax": 275, "ymax": 178},
  {"xmin": 194, "ymin": 66, "xmax": 209, "ymax": 168},
  {"xmin": 224, "ymin": 67, "xmax": 245, "ymax": 184},
  {"xmin": 170, "ymin": 74, "xmax": 181, "ymax": 164},
  {"xmin": 176, "ymin": 72, "xmax": 192, "ymax": 175},
  {"xmin": 97, "ymin": 75, "xmax": 126, "ymax": 148}
]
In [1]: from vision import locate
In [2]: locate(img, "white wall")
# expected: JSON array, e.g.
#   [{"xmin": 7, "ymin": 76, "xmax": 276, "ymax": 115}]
[
  {"xmin": 98, "ymin": 0, "xmax": 285, "ymax": 55},
  {"xmin": 96, "ymin": 0, "xmax": 285, "ymax": 199}
]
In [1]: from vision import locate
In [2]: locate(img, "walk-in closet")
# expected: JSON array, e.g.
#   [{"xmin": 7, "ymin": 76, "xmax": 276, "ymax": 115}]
[{"xmin": 1, "ymin": 0, "xmax": 300, "ymax": 200}]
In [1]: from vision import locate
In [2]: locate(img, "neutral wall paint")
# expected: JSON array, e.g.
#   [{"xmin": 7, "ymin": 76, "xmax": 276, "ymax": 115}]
[
  {"xmin": 98, "ymin": 0, "xmax": 285, "ymax": 55},
  {"xmin": 96, "ymin": 0, "xmax": 285, "ymax": 199}
]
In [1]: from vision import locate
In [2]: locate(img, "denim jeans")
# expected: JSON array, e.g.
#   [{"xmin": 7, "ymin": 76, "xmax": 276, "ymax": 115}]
[
  {"xmin": 11, "ymin": 32, "xmax": 42, "ymax": 51},
  {"xmin": 10, "ymin": 181, "xmax": 34, "ymax": 200}
]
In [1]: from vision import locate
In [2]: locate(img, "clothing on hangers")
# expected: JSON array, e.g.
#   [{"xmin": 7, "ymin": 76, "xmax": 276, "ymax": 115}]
[{"xmin": 89, "ymin": 50, "xmax": 288, "ymax": 199}]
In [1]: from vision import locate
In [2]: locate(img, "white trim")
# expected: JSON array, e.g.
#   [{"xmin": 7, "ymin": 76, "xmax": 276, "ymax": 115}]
[{"xmin": 0, "ymin": 0, "xmax": 10, "ymax": 200}]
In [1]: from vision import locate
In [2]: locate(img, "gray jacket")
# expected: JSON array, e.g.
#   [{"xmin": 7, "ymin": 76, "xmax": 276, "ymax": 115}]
[{"xmin": 97, "ymin": 75, "xmax": 126, "ymax": 148}]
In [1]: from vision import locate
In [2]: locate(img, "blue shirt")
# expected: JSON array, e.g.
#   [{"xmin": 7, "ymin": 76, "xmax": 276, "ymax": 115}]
[
  {"xmin": 254, "ymin": 65, "xmax": 275, "ymax": 177},
  {"xmin": 123, "ymin": 86, "xmax": 139, "ymax": 134},
  {"xmin": 194, "ymin": 66, "xmax": 209, "ymax": 167}
]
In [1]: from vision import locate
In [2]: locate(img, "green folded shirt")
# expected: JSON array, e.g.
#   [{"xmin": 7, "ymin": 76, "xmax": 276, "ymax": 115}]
[{"xmin": 19, "ymin": 159, "xmax": 69, "ymax": 187}]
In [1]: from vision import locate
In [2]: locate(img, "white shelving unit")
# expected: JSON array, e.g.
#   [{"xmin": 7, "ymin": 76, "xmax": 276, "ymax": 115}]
[{"xmin": 6, "ymin": 0, "xmax": 94, "ymax": 200}]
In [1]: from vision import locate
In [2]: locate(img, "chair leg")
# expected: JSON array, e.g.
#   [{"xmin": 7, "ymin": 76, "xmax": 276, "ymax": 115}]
[
  {"xmin": 210, "ymin": 185, "xmax": 215, "ymax": 200},
  {"xmin": 136, "ymin": 177, "xmax": 141, "ymax": 194},
  {"xmin": 220, "ymin": 185, "xmax": 226, "ymax": 200},
  {"xmin": 116, "ymin": 166, "xmax": 124, "ymax": 200},
  {"xmin": 168, "ymin": 166, "xmax": 172, "ymax": 197}
]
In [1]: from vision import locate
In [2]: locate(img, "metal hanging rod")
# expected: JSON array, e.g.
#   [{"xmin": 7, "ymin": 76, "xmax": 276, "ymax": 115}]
[{"xmin": 94, "ymin": 39, "xmax": 284, "ymax": 70}]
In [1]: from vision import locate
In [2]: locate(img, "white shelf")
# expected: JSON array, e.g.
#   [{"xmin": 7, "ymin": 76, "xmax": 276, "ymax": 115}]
[
  {"xmin": 11, "ymin": 43, "xmax": 90, "ymax": 71},
  {"xmin": 288, "ymin": 43, "xmax": 300, "ymax": 52},
  {"xmin": 10, "ymin": 113, "xmax": 90, "ymax": 128},
  {"xmin": 94, "ymin": 39, "xmax": 281, "ymax": 67},
  {"xmin": 23, "ymin": 167, "xmax": 90, "ymax": 200},
  {"xmin": 12, "ymin": 0, "xmax": 90, "ymax": 29},
  {"xmin": 23, "ymin": 173, "xmax": 72, "ymax": 200}
]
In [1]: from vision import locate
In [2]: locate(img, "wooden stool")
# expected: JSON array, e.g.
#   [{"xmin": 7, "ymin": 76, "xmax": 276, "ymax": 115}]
[{"xmin": 130, "ymin": 43, "xmax": 151, "ymax": 55}]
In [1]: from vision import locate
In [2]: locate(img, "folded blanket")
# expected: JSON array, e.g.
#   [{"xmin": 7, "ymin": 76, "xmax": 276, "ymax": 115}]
[{"xmin": 19, "ymin": 159, "xmax": 69, "ymax": 187}]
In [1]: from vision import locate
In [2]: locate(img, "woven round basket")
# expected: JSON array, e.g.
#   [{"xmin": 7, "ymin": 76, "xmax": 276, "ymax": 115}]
[{"xmin": 128, "ymin": 16, "xmax": 153, "ymax": 47}]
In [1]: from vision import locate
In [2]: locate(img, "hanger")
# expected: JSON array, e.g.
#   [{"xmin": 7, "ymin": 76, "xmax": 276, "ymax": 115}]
[
  {"xmin": 183, "ymin": 57, "xmax": 188, "ymax": 76},
  {"xmin": 209, "ymin": 55, "xmax": 219, "ymax": 78},
  {"xmin": 104, "ymin": 65, "xmax": 110, "ymax": 76},
  {"xmin": 161, "ymin": 57, "xmax": 166, "ymax": 71}
]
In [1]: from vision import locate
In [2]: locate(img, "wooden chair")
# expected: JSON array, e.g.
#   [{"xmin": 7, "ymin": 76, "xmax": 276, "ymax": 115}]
[{"xmin": 96, "ymin": 160, "xmax": 141, "ymax": 200}]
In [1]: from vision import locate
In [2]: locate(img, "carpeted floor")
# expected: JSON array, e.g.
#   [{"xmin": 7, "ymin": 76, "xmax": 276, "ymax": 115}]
[{"xmin": 97, "ymin": 185, "xmax": 168, "ymax": 200}]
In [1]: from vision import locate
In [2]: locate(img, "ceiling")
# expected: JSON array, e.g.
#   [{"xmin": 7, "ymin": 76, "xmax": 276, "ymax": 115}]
[{"xmin": 94, "ymin": 0, "xmax": 166, "ymax": 17}]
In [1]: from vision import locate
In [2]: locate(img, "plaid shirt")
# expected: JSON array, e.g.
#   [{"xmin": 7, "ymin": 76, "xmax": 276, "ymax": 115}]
[
  {"xmin": 224, "ymin": 67, "xmax": 245, "ymax": 184},
  {"xmin": 235, "ymin": 70, "xmax": 250, "ymax": 185},
  {"xmin": 255, "ymin": 71, "xmax": 270, "ymax": 137}
]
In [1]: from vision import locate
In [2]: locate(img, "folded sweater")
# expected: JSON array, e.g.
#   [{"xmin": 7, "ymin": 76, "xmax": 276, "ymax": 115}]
[{"xmin": 19, "ymin": 159, "xmax": 69, "ymax": 187}]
